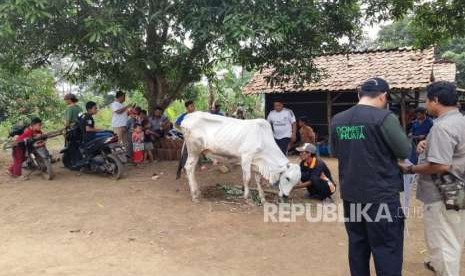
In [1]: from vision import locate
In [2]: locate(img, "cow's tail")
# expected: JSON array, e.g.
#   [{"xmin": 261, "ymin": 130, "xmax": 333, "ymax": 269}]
[{"xmin": 176, "ymin": 141, "xmax": 188, "ymax": 179}]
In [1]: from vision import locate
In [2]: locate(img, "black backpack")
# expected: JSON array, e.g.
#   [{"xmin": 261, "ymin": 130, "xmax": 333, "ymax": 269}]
[
  {"xmin": 66, "ymin": 114, "xmax": 86, "ymax": 143},
  {"xmin": 8, "ymin": 123, "xmax": 27, "ymax": 138}
]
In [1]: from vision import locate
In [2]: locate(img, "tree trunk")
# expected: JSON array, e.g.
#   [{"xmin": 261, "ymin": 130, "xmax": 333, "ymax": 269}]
[
  {"xmin": 144, "ymin": 75, "xmax": 173, "ymax": 115},
  {"xmin": 208, "ymin": 80, "xmax": 215, "ymax": 110}
]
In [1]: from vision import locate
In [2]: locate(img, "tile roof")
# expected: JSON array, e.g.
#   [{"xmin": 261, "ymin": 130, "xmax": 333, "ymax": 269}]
[
  {"xmin": 243, "ymin": 47, "xmax": 456, "ymax": 94},
  {"xmin": 432, "ymin": 61, "xmax": 457, "ymax": 82}
]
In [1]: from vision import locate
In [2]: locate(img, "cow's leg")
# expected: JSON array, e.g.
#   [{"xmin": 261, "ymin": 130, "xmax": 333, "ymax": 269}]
[
  {"xmin": 176, "ymin": 143, "xmax": 188, "ymax": 179},
  {"xmin": 255, "ymin": 173, "xmax": 266, "ymax": 204},
  {"xmin": 185, "ymin": 152, "xmax": 201, "ymax": 202},
  {"xmin": 241, "ymin": 157, "xmax": 253, "ymax": 200}
]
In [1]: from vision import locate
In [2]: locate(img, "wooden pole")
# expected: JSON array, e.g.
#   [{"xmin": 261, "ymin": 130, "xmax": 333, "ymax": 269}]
[
  {"xmin": 400, "ymin": 91, "xmax": 407, "ymax": 131},
  {"xmin": 327, "ymin": 92, "xmax": 332, "ymax": 154}
]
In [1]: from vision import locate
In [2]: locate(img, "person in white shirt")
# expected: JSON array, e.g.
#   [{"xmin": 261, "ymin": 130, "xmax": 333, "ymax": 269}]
[
  {"xmin": 267, "ymin": 99, "xmax": 297, "ymax": 155},
  {"xmin": 111, "ymin": 90, "xmax": 131, "ymax": 149}
]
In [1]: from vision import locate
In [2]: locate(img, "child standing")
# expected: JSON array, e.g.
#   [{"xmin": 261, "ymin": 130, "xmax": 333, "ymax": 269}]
[
  {"xmin": 8, "ymin": 118, "xmax": 43, "ymax": 178},
  {"xmin": 132, "ymin": 124, "xmax": 144, "ymax": 165},
  {"xmin": 126, "ymin": 108, "xmax": 140, "ymax": 160},
  {"xmin": 138, "ymin": 109, "xmax": 148, "ymax": 124},
  {"xmin": 142, "ymin": 119, "xmax": 155, "ymax": 162}
]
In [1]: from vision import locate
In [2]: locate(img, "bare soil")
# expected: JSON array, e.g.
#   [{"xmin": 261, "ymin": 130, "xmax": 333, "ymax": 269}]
[{"xmin": 0, "ymin": 149, "xmax": 463, "ymax": 276}]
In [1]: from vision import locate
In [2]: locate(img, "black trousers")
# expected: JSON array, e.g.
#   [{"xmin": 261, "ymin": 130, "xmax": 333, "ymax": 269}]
[
  {"xmin": 275, "ymin": 137, "xmax": 290, "ymax": 155},
  {"xmin": 343, "ymin": 200, "xmax": 404, "ymax": 276},
  {"xmin": 307, "ymin": 178, "xmax": 332, "ymax": 200}
]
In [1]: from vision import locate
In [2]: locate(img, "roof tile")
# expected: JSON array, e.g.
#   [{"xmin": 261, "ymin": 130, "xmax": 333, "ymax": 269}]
[{"xmin": 244, "ymin": 48, "xmax": 455, "ymax": 94}]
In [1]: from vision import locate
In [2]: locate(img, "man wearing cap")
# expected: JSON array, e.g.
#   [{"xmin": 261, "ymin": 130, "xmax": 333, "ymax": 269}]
[
  {"xmin": 330, "ymin": 77, "xmax": 411, "ymax": 276},
  {"xmin": 293, "ymin": 143, "xmax": 335, "ymax": 201},
  {"xmin": 64, "ymin": 93, "xmax": 82, "ymax": 128}
]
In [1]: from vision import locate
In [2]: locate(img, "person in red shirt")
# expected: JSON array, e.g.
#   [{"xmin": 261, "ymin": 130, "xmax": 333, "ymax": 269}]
[
  {"xmin": 8, "ymin": 118, "xmax": 43, "ymax": 177},
  {"xmin": 131, "ymin": 124, "xmax": 145, "ymax": 165}
]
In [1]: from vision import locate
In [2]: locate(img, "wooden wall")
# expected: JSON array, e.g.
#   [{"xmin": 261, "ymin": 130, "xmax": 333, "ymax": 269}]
[{"xmin": 265, "ymin": 91, "xmax": 359, "ymax": 140}]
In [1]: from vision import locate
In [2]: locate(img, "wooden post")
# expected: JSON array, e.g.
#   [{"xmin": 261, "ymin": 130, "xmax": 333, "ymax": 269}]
[
  {"xmin": 400, "ymin": 91, "xmax": 407, "ymax": 131},
  {"xmin": 327, "ymin": 92, "xmax": 332, "ymax": 154}
]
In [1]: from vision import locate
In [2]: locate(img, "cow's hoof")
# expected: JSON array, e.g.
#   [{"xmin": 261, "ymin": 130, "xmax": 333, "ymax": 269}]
[{"xmin": 191, "ymin": 197, "xmax": 200, "ymax": 203}]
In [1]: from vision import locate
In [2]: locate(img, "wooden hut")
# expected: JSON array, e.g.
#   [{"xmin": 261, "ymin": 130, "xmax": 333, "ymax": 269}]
[{"xmin": 243, "ymin": 47, "xmax": 458, "ymax": 144}]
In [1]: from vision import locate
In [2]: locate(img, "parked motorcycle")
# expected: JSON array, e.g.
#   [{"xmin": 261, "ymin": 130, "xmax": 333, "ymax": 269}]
[
  {"xmin": 7, "ymin": 130, "xmax": 64, "ymax": 180},
  {"xmin": 61, "ymin": 127, "xmax": 126, "ymax": 179},
  {"xmin": 23, "ymin": 136, "xmax": 54, "ymax": 180}
]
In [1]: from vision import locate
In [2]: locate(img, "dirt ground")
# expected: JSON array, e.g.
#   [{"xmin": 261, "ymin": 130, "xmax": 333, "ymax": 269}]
[{"xmin": 0, "ymin": 148, "xmax": 463, "ymax": 276}]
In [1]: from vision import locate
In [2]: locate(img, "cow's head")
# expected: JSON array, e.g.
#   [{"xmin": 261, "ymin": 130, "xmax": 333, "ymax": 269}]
[{"xmin": 277, "ymin": 163, "xmax": 301, "ymax": 198}]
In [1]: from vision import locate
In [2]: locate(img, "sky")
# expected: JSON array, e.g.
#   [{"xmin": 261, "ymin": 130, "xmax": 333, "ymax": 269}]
[{"xmin": 364, "ymin": 24, "xmax": 381, "ymax": 40}]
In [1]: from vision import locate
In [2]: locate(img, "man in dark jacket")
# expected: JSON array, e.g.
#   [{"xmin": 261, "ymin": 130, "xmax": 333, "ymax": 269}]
[
  {"xmin": 330, "ymin": 77, "xmax": 411, "ymax": 276},
  {"xmin": 292, "ymin": 143, "xmax": 335, "ymax": 201}
]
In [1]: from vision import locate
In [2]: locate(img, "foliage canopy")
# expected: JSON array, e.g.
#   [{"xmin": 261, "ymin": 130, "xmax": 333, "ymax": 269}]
[{"xmin": 1, "ymin": 0, "xmax": 464, "ymax": 111}]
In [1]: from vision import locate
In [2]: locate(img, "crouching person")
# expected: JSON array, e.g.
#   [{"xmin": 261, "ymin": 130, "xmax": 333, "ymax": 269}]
[{"xmin": 293, "ymin": 143, "xmax": 336, "ymax": 201}]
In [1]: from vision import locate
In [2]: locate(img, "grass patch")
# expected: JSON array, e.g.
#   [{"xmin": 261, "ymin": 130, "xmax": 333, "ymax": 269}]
[{"xmin": 204, "ymin": 184, "xmax": 264, "ymax": 206}]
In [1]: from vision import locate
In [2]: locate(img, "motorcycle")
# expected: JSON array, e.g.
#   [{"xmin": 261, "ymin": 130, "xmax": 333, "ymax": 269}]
[
  {"xmin": 23, "ymin": 136, "xmax": 54, "ymax": 180},
  {"xmin": 16, "ymin": 130, "xmax": 64, "ymax": 180},
  {"xmin": 3, "ymin": 130, "xmax": 63, "ymax": 180},
  {"xmin": 61, "ymin": 127, "xmax": 126, "ymax": 179}
]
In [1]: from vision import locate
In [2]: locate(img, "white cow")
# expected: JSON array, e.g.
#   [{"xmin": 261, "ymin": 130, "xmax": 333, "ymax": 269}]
[{"xmin": 180, "ymin": 111, "xmax": 301, "ymax": 203}]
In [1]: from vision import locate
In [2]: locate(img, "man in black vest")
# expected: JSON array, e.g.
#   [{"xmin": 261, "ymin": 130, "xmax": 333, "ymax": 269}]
[{"xmin": 331, "ymin": 78, "xmax": 411, "ymax": 276}]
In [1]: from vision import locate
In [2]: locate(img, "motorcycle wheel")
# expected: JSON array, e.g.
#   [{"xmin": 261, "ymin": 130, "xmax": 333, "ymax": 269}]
[
  {"xmin": 62, "ymin": 151, "xmax": 72, "ymax": 169},
  {"xmin": 39, "ymin": 157, "xmax": 54, "ymax": 180},
  {"xmin": 105, "ymin": 154, "xmax": 123, "ymax": 180}
]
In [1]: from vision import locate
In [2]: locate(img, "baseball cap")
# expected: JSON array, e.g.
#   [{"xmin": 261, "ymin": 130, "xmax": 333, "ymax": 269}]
[
  {"xmin": 296, "ymin": 143, "xmax": 317, "ymax": 154},
  {"xmin": 359, "ymin": 77, "xmax": 390, "ymax": 94}
]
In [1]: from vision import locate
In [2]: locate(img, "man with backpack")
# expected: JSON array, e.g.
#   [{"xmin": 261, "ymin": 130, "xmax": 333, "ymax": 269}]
[
  {"xmin": 400, "ymin": 81, "xmax": 465, "ymax": 276},
  {"xmin": 63, "ymin": 93, "xmax": 82, "ymax": 128}
]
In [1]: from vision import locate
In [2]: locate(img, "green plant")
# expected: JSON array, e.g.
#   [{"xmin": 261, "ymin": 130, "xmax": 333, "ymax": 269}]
[{"xmin": 0, "ymin": 68, "xmax": 64, "ymax": 125}]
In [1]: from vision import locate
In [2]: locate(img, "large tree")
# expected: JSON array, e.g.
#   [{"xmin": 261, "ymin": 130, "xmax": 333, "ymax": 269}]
[
  {"xmin": 0, "ymin": 0, "xmax": 360, "ymax": 111},
  {"xmin": 0, "ymin": 0, "xmax": 464, "ymax": 111}
]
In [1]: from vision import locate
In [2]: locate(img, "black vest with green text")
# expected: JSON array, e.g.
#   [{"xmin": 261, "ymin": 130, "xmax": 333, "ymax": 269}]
[{"xmin": 331, "ymin": 105, "xmax": 403, "ymax": 203}]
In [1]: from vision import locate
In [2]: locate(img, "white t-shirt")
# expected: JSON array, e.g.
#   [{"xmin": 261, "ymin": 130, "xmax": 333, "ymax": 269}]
[
  {"xmin": 267, "ymin": 108, "xmax": 296, "ymax": 139},
  {"xmin": 111, "ymin": 101, "xmax": 128, "ymax": 128}
]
